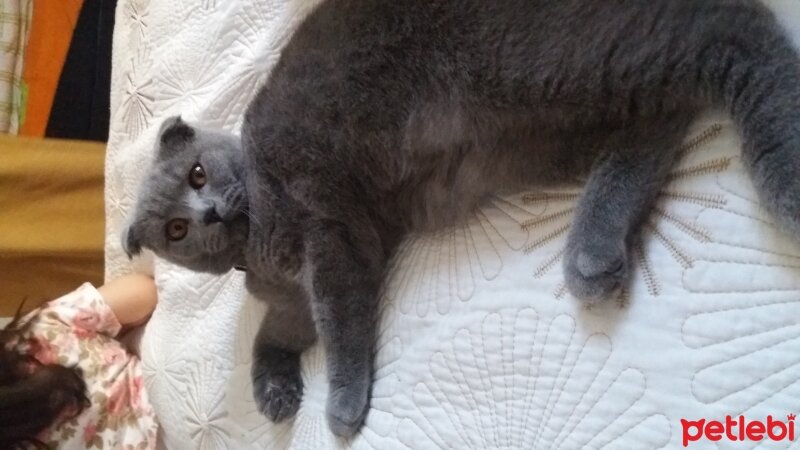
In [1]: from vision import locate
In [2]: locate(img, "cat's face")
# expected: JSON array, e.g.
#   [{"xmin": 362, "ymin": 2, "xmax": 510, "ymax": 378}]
[{"xmin": 122, "ymin": 117, "xmax": 249, "ymax": 274}]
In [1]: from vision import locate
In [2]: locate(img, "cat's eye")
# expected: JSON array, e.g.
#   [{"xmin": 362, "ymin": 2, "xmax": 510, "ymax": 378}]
[
  {"xmin": 189, "ymin": 163, "xmax": 207, "ymax": 189},
  {"xmin": 166, "ymin": 219, "xmax": 189, "ymax": 241}
]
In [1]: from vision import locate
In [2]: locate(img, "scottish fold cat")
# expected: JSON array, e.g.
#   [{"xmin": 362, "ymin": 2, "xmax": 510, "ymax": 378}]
[{"xmin": 123, "ymin": 0, "xmax": 800, "ymax": 437}]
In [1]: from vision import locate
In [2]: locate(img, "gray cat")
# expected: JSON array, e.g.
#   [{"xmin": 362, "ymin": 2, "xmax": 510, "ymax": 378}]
[{"xmin": 123, "ymin": 0, "xmax": 800, "ymax": 437}]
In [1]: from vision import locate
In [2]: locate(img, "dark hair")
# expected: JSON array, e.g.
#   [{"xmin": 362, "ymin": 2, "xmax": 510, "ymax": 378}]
[{"xmin": 0, "ymin": 302, "xmax": 90, "ymax": 449}]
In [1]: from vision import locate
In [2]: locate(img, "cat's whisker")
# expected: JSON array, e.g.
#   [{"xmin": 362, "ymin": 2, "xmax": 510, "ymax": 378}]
[{"xmin": 243, "ymin": 209, "xmax": 264, "ymax": 229}]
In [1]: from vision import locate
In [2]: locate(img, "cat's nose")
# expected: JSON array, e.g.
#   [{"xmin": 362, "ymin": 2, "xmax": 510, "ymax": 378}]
[{"xmin": 203, "ymin": 208, "xmax": 223, "ymax": 224}]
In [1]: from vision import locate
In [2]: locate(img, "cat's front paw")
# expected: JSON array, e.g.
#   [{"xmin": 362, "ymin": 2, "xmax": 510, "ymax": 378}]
[
  {"xmin": 326, "ymin": 378, "xmax": 370, "ymax": 437},
  {"xmin": 252, "ymin": 351, "xmax": 303, "ymax": 422},
  {"xmin": 564, "ymin": 241, "xmax": 628, "ymax": 302}
]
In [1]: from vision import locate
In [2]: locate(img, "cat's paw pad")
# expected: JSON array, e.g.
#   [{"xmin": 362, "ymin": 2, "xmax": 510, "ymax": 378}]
[
  {"xmin": 252, "ymin": 355, "xmax": 303, "ymax": 422},
  {"xmin": 253, "ymin": 372, "xmax": 302, "ymax": 422},
  {"xmin": 326, "ymin": 380, "xmax": 370, "ymax": 437},
  {"xmin": 564, "ymin": 244, "xmax": 628, "ymax": 302}
]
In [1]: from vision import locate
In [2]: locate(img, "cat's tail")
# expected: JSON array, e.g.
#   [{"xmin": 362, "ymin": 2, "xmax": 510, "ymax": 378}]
[{"xmin": 704, "ymin": 5, "xmax": 800, "ymax": 237}]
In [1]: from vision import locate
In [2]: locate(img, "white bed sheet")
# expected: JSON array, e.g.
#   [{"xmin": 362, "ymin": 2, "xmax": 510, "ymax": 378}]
[{"xmin": 106, "ymin": 1, "xmax": 800, "ymax": 448}]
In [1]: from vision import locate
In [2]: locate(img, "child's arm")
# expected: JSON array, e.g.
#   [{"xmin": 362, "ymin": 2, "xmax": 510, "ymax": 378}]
[{"xmin": 97, "ymin": 274, "xmax": 157, "ymax": 327}]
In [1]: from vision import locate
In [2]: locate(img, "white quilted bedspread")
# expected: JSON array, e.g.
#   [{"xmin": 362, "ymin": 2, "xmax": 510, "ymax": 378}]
[{"xmin": 106, "ymin": 1, "xmax": 800, "ymax": 449}]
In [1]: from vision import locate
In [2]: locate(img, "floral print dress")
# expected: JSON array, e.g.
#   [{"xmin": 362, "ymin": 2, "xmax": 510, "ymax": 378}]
[{"xmin": 14, "ymin": 283, "xmax": 158, "ymax": 449}]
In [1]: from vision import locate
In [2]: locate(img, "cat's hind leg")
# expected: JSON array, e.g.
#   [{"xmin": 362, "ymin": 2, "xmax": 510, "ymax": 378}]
[
  {"xmin": 304, "ymin": 215, "xmax": 388, "ymax": 437},
  {"xmin": 563, "ymin": 116, "xmax": 692, "ymax": 302}
]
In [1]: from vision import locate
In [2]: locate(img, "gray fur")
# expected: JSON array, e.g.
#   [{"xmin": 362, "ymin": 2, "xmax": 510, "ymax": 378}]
[
  {"xmin": 124, "ymin": 0, "xmax": 800, "ymax": 437},
  {"xmin": 122, "ymin": 116, "xmax": 249, "ymax": 274}
]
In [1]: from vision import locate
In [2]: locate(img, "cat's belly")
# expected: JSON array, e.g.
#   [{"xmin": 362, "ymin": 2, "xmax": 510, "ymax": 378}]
[{"xmin": 391, "ymin": 126, "xmax": 590, "ymax": 232}]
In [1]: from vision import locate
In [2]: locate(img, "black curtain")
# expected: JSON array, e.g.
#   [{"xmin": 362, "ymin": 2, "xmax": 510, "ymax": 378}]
[{"xmin": 46, "ymin": 0, "xmax": 117, "ymax": 142}]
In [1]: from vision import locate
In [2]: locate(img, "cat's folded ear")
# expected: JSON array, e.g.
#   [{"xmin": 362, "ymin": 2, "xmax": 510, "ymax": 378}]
[
  {"xmin": 121, "ymin": 220, "xmax": 143, "ymax": 259},
  {"xmin": 158, "ymin": 115, "xmax": 196, "ymax": 150}
]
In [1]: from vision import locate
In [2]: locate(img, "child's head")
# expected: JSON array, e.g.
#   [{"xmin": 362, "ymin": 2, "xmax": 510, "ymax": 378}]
[{"xmin": 0, "ymin": 312, "xmax": 89, "ymax": 449}]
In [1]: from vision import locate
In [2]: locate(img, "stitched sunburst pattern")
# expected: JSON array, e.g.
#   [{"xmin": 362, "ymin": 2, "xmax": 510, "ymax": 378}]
[{"xmin": 522, "ymin": 122, "xmax": 730, "ymax": 306}]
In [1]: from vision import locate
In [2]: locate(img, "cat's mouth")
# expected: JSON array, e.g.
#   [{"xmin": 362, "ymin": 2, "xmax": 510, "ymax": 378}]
[
  {"xmin": 212, "ymin": 204, "xmax": 248, "ymax": 225},
  {"xmin": 221, "ymin": 197, "xmax": 249, "ymax": 224}
]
